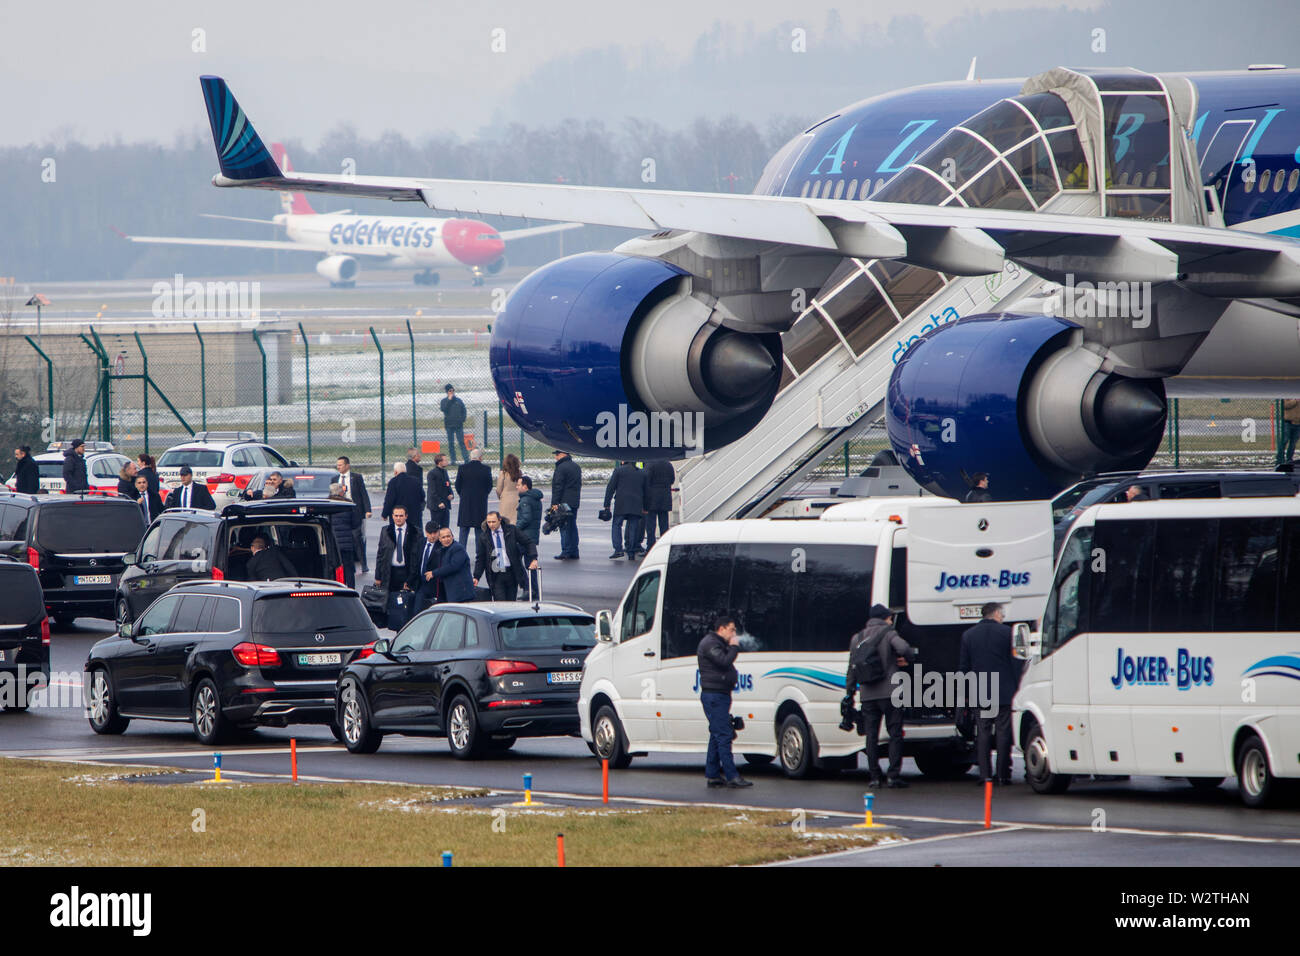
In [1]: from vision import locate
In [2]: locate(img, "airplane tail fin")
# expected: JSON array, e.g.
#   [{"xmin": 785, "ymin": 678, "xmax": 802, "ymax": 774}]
[
  {"xmin": 270, "ymin": 143, "xmax": 318, "ymax": 215},
  {"xmin": 199, "ymin": 75, "xmax": 281, "ymax": 181}
]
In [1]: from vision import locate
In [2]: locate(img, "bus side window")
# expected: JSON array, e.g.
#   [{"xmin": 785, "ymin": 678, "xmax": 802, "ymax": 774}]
[
  {"xmin": 1043, "ymin": 527, "xmax": 1091, "ymax": 655},
  {"xmin": 889, "ymin": 546, "xmax": 907, "ymax": 609},
  {"xmin": 660, "ymin": 544, "xmax": 735, "ymax": 659},
  {"xmin": 621, "ymin": 572, "xmax": 660, "ymax": 642}
]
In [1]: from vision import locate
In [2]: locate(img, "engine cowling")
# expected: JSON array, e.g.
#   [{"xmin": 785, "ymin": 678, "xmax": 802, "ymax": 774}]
[
  {"xmin": 886, "ymin": 313, "xmax": 1167, "ymax": 500},
  {"xmin": 315, "ymin": 255, "xmax": 359, "ymax": 284},
  {"xmin": 489, "ymin": 253, "xmax": 782, "ymax": 458}
]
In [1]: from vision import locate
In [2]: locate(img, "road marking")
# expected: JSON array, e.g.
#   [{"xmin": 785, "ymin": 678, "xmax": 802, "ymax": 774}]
[{"xmin": 765, "ymin": 825, "xmax": 1026, "ymax": 865}]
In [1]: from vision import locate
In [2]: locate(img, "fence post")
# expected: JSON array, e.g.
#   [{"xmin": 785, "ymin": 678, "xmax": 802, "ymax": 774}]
[
  {"xmin": 193, "ymin": 323, "xmax": 207, "ymax": 432},
  {"xmin": 370, "ymin": 327, "xmax": 385, "ymax": 475},
  {"xmin": 1173, "ymin": 397, "xmax": 1180, "ymax": 468},
  {"xmin": 78, "ymin": 333, "xmax": 103, "ymax": 442},
  {"xmin": 406, "ymin": 319, "xmax": 417, "ymax": 449},
  {"xmin": 133, "ymin": 331, "xmax": 149, "ymax": 456},
  {"xmin": 23, "ymin": 337, "xmax": 54, "ymax": 433},
  {"xmin": 88, "ymin": 327, "xmax": 111, "ymax": 443},
  {"xmin": 298, "ymin": 322, "xmax": 312, "ymax": 465},
  {"xmin": 843, "ymin": 441, "xmax": 850, "ymax": 476},
  {"xmin": 498, "ymin": 402, "xmax": 504, "ymax": 467},
  {"xmin": 482, "ymin": 410, "xmax": 488, "ymax": 454},
  {"xmin": 520, "ymin": 426, "xmax": 525, "ymax": 465},
  {"xmin": 1275, "ymin": 399, "xmax": 1284, "ymax": 467},
  {"xmin": 251, "ymin": 329, "xmax": 269, "ymax": 443}
]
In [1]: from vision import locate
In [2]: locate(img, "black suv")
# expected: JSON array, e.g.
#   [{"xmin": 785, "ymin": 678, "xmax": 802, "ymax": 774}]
[
  {"xmin": 336, "ymin": 602, "xmax": 596, "ymax": 758},
  {"xmin": 0, "ymin": 492, "xmax": 147, "ymax": 625},
  {"xmin": 115, "ymin": 499, "xmax": 354, "ymax": 627},
  {"xmin": 86, "ymin": 579, "xmax": 378, "ymax": 744},
  {"xmin": 0, "ymin": 557, "xmax": 50, "ymax": 711}
]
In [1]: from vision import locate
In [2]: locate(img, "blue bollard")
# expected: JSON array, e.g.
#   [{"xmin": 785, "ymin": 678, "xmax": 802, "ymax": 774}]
[{"xmin": 442, "ymin": 850, "xmax": 453, "ymax": 867}]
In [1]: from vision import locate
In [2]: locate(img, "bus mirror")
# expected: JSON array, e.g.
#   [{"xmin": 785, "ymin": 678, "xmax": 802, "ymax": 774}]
[
  {"xmin": 596, "ymin": 610, "xmax": 613, "ymax": 643},
  {"xmin": 1012, "ymin": 622, "xmax": 1030, "ymax": 657}
]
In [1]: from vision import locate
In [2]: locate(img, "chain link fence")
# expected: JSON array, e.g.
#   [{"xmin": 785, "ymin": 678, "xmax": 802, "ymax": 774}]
[{"xmin": 1, "ymin": 324, "xmax": 1293, "ymax": 493}]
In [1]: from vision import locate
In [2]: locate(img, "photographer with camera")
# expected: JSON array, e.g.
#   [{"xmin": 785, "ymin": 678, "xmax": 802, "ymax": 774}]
[
  {"xmin": 845, "ymin": 604, "xmax": 917, "ymax": 789},
  {"xmin": 697, "ymin": 614, "xmax": 753, "ymax": 789},
  {"xmin": 550, "ymin": 450, "xmax": 582, "ymax": 560}
]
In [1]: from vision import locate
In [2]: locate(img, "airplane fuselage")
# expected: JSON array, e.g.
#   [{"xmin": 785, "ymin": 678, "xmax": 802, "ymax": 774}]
[{"xmin": 281, "ymin": 212, "xmax": 506, "ymax": 269}]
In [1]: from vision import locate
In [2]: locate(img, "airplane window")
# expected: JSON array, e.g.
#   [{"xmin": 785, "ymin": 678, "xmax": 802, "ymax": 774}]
[
  {"xmin": 810, "ymin": 180, "xmax": 824, "ymax": 199},
  {"xmin": 800, "ymin": 180, "xmax": 810, "ymax": 197},
  {"xmin": 1047, "ymin": 130, "xmax": 1089, "ymax": 189},
  {"xmin": 847, "ymin": 179, "xmax": 858, "ymax": 199},
  {"xmin": 832, "ymin": 179, "xmax": 845, "ymax": 200},
  {"xmin": 1275, "ymin": 170, "xmax": 1285, "ymax": 193},
  {"xmin": 1244, "ymin": 174, "xmax": 1255, "ymax": 194},
  {"xmin": 1259, "ymin": 169, "xmax": 1271, "ymax": 193},
  {"xmin": 871, "ymin": 178, "xmax": 884, "ymax": 197},
  {"xmin": 1289, "ymin": 169, "xmax": 1298, "ymax": 192}
]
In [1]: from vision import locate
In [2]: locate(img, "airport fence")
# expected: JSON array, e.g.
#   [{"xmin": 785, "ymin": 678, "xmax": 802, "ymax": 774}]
[{"xmin": 0, "ymin": 325, "xmax": 1293, "ymax": 492}]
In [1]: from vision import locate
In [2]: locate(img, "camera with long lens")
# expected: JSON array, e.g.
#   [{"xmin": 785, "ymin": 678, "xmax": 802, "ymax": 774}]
[
  {"xmin": 541, "ymin": 503, "xmax": 573, "ymax": 535},
  {"xmin": 839, "ymin": 695, "xmax": 862, "ymax": 733}
]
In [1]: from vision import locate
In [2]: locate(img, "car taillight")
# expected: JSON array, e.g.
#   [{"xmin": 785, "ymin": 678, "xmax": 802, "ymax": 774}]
[
  {"xmin": 27, "ymin": 547, "xmax": 39, "ymax": 570},
  {"xmin": 335, "ymin": 565, "xmax": 345, "ymax": 584},
  {"xmin": 486, "ymin": 659, "xmax": 539, "ymax": 677},
  {"xmin": 209, "ymin": 473, "xmax": 235, "ymax": 487},
  {"xmin": 355, "ymin": 642, "xmax": 376, "ymax": 660},
  {"xmin": 487, "ymin": 699, "xmax": 543, "ymax": 708},
  {"xmin": 41, "ymin": 617, "xmax": 50, "ymax": 645},
  {"xmin": 232, "ymin": 642, "xmax": 282, "ymax": 667},
  {"xmin": 211, "ymin": 567, "xmax": 225, "ymax": 581},
  {"xmin": 234, "ymin": 475, "xmax": 252, "ymax": 490}
]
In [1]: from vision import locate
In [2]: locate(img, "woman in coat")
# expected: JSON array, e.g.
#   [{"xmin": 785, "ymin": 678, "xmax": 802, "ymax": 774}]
[
  {"xmin": 135, "ymin": 453, "xmax": 160, "ymax": 498},
  {"xmin": 496, "ymin": 453, "xmax": 522, "ymax": 523}
]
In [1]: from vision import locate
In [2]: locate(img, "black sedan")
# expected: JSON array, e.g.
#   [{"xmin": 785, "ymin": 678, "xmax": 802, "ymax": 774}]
[{"xmin": 336, "ymin": 601, "xmax": 596, "ymax": 758}]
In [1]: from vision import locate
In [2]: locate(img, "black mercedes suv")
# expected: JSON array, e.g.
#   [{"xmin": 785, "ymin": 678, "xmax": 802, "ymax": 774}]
[
  {"xmin": 336, "ymin": 601, "xmax": 596, "ymax": 758},
  {"xmin": 0, "ymin": 557, "xmax": 50, "ymax": 711},
  {"xmin": 86, "ymin": 579, "xmax": 377, "ymax": 744},
  {"xmin": 0, "ymin": 491, "xmax": 146, "ymax": 626}
]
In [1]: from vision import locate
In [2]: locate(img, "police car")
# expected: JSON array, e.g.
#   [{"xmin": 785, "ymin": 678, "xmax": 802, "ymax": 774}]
[
  {"xmin": 5, "ymin": 442, "xmax": 129, "ymax": 495},
  {"xmin": 155, "ymin": 433, "xmax": 295, "ymax": 505}
]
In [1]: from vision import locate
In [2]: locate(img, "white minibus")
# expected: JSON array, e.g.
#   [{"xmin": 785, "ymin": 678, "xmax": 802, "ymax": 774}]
[
  {"xmin": 580, "ymin": 498, "xmax": 1053, "ymax": 778},
  {"xmin": 1015, "ymin": 497, "xmax": 1300, "ymax": 807}
]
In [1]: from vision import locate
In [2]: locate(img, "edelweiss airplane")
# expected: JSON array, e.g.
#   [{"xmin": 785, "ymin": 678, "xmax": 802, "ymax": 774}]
[
  {"xmin": 126, "ymin": 143, "xmax": 580, "ymax": 287},
  {"xmin": 196, "ymin": 69, "xmax": 1300, "ymax": 514}
]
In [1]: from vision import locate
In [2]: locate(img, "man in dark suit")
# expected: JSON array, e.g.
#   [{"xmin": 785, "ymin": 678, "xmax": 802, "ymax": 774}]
[
  {"xmin": 133, "ymin": 475, "xmax": 163, "ymax": 526},
  {"xmin": 62, "ymin": 440, "xmax": 89, "ymax": 493},
  {"xmin": 959, "ymin": 602, "xmax": 1024, "ymax": 785},
  {"xmin": 375, "ymin": 504, "xmax": 420, "ymax": 631},
  {"xmin": 244, "ymin": 471, "xmax": 296, "ymax": 500},
  {"xmin": 603, "ymin": 460, "xmax": 646, "ymax": 560},
  {"xmin": 454, "ymin": 448, "xmax": 493, "ymax": 557},
  {"xmin": 550, "ymin": 449, "xmax": 582, "ymax": 560},
  {"xmin": 336, "ymin": 456, "xmax": 372, "ymax": 573},
  {"xmin": 411, "ymin": 524, "xmax": 474, "ymax": 611},
  {"xmin": 473, "ymin": 511, "xmax": 539, "ymax": 601},
  {"xmin": 247, "ymin": 536, "xmax": 298, "ymax": 581},
  {"xmin": 164, "ymin": 466, "xmax": 216, "ymax": 510},
  {"xmin": 426, "ymin": 453, "xmax": 453, "ymax": 531},
  {"xmin": 642, "ymin": 459, "xmax": 675, "ymax": 552}
]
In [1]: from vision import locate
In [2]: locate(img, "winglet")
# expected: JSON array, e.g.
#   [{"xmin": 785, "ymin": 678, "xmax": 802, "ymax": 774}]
[{"xmin": 199, "ymin": 76, "xmax": 282, "ymax": 182}]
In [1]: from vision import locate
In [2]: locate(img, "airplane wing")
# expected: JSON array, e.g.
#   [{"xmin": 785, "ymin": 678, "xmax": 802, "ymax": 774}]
[
  {"xmin": 122, "ymin": 233, "xmax": 398, "ymax": 258},
  {"xmin": 199, "ymin": 75, "xmax": 1300, "ymax": 297},
  {"xmin": 498, "ymin": 222, "xmax": 584, "ymax": 241}
]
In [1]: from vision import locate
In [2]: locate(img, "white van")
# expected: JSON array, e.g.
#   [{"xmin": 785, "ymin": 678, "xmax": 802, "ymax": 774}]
[
  {"xmin": 1015, "ymin": 497, "xmax": 1300, "ymax": 807},
  {"xmin": 580, "ymin": 497, "xmax": 1054, "ymax": 778}
]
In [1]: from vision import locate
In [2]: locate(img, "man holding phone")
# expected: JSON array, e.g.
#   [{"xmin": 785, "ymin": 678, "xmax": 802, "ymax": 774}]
[{"xmin": 696, "ymin": 614, "xmax": 753, "ymax": 789}]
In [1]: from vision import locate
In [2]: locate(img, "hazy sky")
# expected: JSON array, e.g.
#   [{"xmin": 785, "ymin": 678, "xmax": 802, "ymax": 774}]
[{"xmin": 4, "ymin": 0, "xmax": 1297, "ymax": 149}]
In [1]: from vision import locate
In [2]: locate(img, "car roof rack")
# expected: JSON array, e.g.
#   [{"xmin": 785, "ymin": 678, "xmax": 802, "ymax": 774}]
[
  {"xmin": 191, "ymin": 431, "xmax": 259, "ymax": 442},
  {"xmin": 46, "ymin": 440, "xmax": 115, "ymax": 452}
]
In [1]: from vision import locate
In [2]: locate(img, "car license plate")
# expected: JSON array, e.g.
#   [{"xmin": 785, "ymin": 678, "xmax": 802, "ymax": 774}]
[
  {"xmin": 297, "ymin": 653, "xmax": 341, "ymax": 666},
  {"xmin": 546, "ymin": 671, "xmax": 583, "ymax": 684},
  {"xmin": 75, "ymin": 575, "xmax": 111, "ymax": 585},
  {"xmin": 957, "ymin": 604, "xmax": 983, "ymax": 620}
]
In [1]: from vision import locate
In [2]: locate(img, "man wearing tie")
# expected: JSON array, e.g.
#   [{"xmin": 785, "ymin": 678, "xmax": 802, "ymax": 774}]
[
  {"xmin": 411, "ymin": 524, "xmax": 473, "ymax": 612},
  {"xmin": 474, "ymin": 511, "xmax": 539, "ymax": 602},
  {"xmin": 376, "ymin": 505, "xmax": 420, "ymax": 628},
  {"xmin": 134, "ymin": 474, "xmax": 163, "ymax": 525},
  {"xmin": 164, "ymin": 465, "xmax": 216, "ymax": 511}
]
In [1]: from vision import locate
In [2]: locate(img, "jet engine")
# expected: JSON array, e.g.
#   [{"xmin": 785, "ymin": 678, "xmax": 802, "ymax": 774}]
[
  {"xmin": 489, "ymin": 253, "xmax": 782, "ymax": 458},
  {"xmin": 886, "ymin": 313, "xmax": 1167, "ymax": 500},
  {"xmin": 315, "ymin": 255, "xmax": 359, "ymax": 286}
]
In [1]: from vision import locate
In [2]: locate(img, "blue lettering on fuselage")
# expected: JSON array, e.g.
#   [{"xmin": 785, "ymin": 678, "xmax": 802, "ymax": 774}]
[
  {"xmin": 810, "ymin": 124, "xmax": 858, "ymax": 175},
  {"xmin": 876, "ymin": 119, "xmax": 936, "ymax": 173},
  {"xmin": 891, "ymin": 306, "xmax": 960, "ymax": 363}
]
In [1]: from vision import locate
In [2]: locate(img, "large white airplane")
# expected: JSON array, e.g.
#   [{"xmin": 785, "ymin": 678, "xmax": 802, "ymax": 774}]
[
  {"xmin": 125, "ymin": 143, "xmax": 580, "ymax": 287},
  {"xmin": 197, "ymin": 70, "xmax": 1300, "ymax": 504}
]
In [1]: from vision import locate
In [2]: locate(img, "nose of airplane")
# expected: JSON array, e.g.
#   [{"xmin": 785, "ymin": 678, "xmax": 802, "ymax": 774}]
[{"xmin": 443, "ymin": 218, "xmax": 506, "ymax": 266}]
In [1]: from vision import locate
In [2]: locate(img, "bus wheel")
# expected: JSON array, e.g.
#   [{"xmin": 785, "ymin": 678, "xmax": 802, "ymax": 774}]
[
  {"xmin": 1186, "ymin": 776, "xmax": 1224, "ymax": 793},
  {"xmin": 914, "ymin": 750, "xmax": 973, "ymax": 779},
  {"xmin": 1236, "ymin": 735, "xmax": 1279, "ymax": 808},
  {"xmin": 1024, "ymin": 722, "xmax": 1071, "ymax": 794},
  {"xmin": 778, "ymin": 713, "xmax": 815, "ymax": 779}
]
